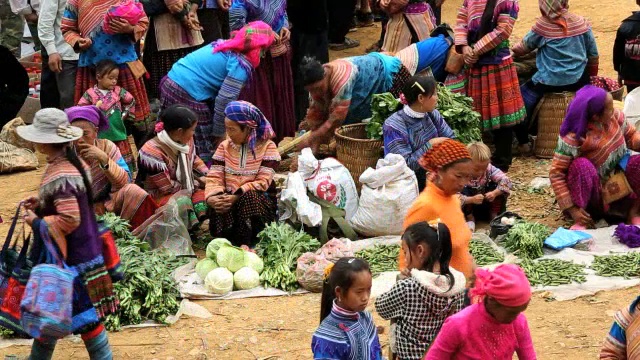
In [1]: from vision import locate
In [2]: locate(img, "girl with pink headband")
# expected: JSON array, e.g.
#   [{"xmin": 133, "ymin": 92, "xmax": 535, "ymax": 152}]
[{"xmin": 425, "ymin": 264, "xmax": 537, "ymax": 360}]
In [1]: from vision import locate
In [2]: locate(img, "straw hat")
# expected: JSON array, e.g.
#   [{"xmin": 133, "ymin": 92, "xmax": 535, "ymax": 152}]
[{"xmin": 16, "ymin": 108, "xmax": 83, "ymax": 144}]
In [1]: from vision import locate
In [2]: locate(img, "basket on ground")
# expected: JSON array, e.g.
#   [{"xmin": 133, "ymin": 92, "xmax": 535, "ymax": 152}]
[
  {"xmin": 534, "ymin": 92, "xmax": 575, "ymax": 159},
  {"xmin": 335, "ymin": 123, "xmax": 383, "ymax": 189},
  {"xmin": 611, "ymin": 87, "xmax": 625, "ymax": 101}
]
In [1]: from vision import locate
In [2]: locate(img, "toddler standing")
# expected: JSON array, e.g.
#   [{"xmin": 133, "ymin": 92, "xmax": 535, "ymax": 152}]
[{"xmin": 78, "ymin": 59, "xmax": 137, "ymax": 171}]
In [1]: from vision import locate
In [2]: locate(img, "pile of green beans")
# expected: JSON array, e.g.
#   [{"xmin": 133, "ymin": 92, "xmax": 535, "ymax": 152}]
[
  {"xmin": 470, "ymin": 240, "xmax": 505, "ymax": 266},
  {"xmin": 591, "ymin": 253, "xmax": 640, "ymax": 278},
  {"xmin": 502, "ymin": 221, "xmax": 550, "ymax": 260},
  {"xmin": 520, "ymin": 259, "xmax": 587, "ymax": 286},
  {"xmin": 356, "ymin": 245, "xmax": 400, "ymax": 276}
]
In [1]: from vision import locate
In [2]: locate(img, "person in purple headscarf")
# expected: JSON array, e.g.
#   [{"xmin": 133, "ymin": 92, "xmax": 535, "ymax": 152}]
[
  {"xmin": 205, "ymin": 100, "xmax": 281, "ymax": 246},
  {"xmin": 205, "ymin": 101, "xmax": 280, "ymax": 246},
  {"xmin": 66, "ymin": 106, "xmax": 158, "ymax": 230},
  {"xmin": 549, "ymin": 86, "xmax": 640, "ymax": 230}
]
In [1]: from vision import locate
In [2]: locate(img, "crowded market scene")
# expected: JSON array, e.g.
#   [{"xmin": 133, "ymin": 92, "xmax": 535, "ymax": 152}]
[{"xmin": 1, "ymin": 0, "xmax": 640, "ymax": 357}]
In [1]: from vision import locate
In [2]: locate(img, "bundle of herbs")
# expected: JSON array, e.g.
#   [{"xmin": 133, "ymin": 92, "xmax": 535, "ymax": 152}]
[
  {"xmin": 366, "ymin": 92, "xmax": 402, "ymax": 140},
  {"xmin": 436, "ymin": 84, "xmax": 482, "ymax": 144},
  {"xmin": 256, "ymin": 222, "xmax": 321, "ymax": 292},
  {"xmin": 99, "ymin": 213, "xmax": 187, "ymax": 331},
  {"xmin": 501, "ymin": 221, "xmax": 549, "ymax": 260}
]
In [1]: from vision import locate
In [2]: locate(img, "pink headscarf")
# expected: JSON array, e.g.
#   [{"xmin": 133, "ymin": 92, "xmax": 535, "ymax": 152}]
[
  {"xmin": 212, "ymin": 21, "xmax": 275, "ymax": 68},
  {"xmin": 470, "ymin": 264, "xmax": 531, "ymax": 307}
]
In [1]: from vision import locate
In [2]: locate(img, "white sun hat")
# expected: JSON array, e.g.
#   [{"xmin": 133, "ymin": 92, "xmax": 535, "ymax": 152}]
[{"xmin": 16, "ymin": 108, "xmax": 83, "ymax": 144}]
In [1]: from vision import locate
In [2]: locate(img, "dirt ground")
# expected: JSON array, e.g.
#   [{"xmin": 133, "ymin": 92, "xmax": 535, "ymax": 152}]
[{"xmin": 0, "ymin": 0, "xmax": 638, "ymax": 358}]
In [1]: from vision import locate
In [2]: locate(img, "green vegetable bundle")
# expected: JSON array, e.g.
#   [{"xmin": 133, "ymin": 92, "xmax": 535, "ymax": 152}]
[
  {"xmin": 520, "ymin": 259, "xmax": 587, "ymax": 286},
  {"xmin": 591, "ymin": 253, "xmax": 640, "ymax": 278},
  {"xmin": 436, "ymin": 84, "xmax": 482, "ymax": 144},
  {"xmin": 99, "ymin": 213, "xmax": 187, "ymax": 331},
  {"xmin": 256, "ymin": 222, "xmax": 320, "ymax": 292},
  {"xmin": 367, "ymin": 93, "xmax": 402, "ymax": 140},
  {"xmin": 501, "ymin": 221, "xmax": 549, "ymax": 260},
  {"xmin": 355, "ymin": 245, "xmax": 399, "ymax": 276},
  {"xmin": 469, "ymin": 240, "xmax": 505, "ymax": 266}
]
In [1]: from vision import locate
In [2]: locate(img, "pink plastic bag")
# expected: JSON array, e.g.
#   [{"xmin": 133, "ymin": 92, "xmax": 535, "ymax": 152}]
[
  {"xmin": 103, "ymin": 0, "xmax": 145, "ymax": 35},
  {"xmin": 296, "ymin": 253, "xmax": 332, "ymax": 293}
]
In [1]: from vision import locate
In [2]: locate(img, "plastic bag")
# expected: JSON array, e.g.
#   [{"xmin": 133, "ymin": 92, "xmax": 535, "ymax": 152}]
[
  {"xmin": 349, "ymin": 154, "xmax": 418, "ymax": 236},
  {"xmin": 296, "ymin": 253, "xmax": 331, "ymax": 293},
  {"xmin": 298, "ymin": 148, "xmax": 359, "ymax": 220},
  {"xmin": 278, "ymin": 172, "xmax": 322, "ymax": 227},
  {"xmin": 544, "ymin": 227, "xmax": 594, "ymax": 251},
  {"xmin": 316, "ymin": 238, "xmax": 354, "ymax": 262},
  {"xmin": 132, "ymin": 191, "xmax": 195, "ymax": 256}
]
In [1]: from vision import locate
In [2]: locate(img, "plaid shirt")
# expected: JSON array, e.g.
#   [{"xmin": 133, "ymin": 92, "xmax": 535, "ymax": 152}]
[{"xmin": 375, "ymin": 270, "xmax": 466, "ymax": 360}]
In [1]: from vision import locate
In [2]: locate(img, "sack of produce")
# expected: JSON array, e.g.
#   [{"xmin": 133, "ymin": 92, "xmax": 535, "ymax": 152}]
[
  {"xmin": 296, "ymin": 253, "xmax": 332, "ymax": 292},
  {"xmin": 0, "ymin": 140, "xmax": 38, "ymax": 174},
  {"xmin": 349, "ymin": 154, "xmax": 419, "ymax": 236},
  {"xmin": 298, "ymin": 148, "xmax": 359, "ymax": 221},
  {"xmin": 316, "ymin": 238, "xmax": 354, "ymax": 262}
]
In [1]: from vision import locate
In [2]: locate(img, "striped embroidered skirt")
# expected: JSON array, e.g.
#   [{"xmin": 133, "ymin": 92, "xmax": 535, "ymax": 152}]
[
  {"xmin": 382, "ymin": 3, "xmax": 436, "ymax": 53},
  {"xmin": 75, "ymin": 65, "xmax": 151, "ymax": 132},
  {"xmin": 465, "ymin": 57, "xmax": 526, "ymax": 131},
  {"xmin": 113, "ymin": 138, "xmax": 136, "ymax": 173},
  {"xmin": 159, "ymin": 76, "xmax": 216, "ymax": 163},
  {"xmin": 238, "ymin": 46, "xmax": 296, "ymax": 143}
]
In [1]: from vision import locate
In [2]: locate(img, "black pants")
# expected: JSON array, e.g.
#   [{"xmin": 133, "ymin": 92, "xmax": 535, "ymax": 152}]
[
  {"xmin": 291, "ymin": 29, "xmax": 329, "ymax": 122},
  {"xmin": 328, "ymin": 0, "xmax": 357, "ymax": 43},
  {"xmin": 491, "ymin": 127, "xmax": 514, "ymax": 172},
  {"xmin": 428, "ymin": 0, "xmax": 441, "ymax": 25},
  {"xmin": 39, "ymin": 47, "xmax": 78, "ymax": 110}
]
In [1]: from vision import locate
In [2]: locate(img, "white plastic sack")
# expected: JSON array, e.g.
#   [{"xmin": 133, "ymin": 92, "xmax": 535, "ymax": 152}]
[
  {"xmin": 624, "ymin": 87, "xmax": 640, "ymax": 130},
  {"xmin": 298, "ymin": 148, "xmax": 359, "ymax": 220},
  {"xmin": 279, "ymin": 172, "xmax": 322, "ymax": 226},
  {"xmin": 349, "ymin": 154, "xmax": 419, "ymax": 236}
]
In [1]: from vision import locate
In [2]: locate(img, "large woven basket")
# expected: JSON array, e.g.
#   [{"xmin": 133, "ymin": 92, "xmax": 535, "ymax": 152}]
[
  {"xmin": 534, "ymin": 92, "xmax": 575, "ymax": 159},
  {"xmin": 335, "ymin": 123, "xmax": 383, "ymax": 188}
]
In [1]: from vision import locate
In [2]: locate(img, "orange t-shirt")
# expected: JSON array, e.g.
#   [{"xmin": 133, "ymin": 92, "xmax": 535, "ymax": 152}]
[{"xmin": 401, "ymin": 181, "xmax": 474, "ymax": 282}]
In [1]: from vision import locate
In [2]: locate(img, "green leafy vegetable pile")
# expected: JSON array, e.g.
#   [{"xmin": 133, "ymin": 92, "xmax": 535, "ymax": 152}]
[
  {"xmin": 469, "ymin": 239, "xmax": 505, "ymax": 266},
  {"xmin": 501, "ymin": 221, "xmax": 550, "ymax": 260},
  {"xmin": 591, "ymin": 252, "xmax": 640, "ymax": 278},
  {"xmin": 256, "ymin": 222, "xmax": 320, "ymax": 292},
  {"xmin": 367, "ymin": 93, "xmax": 402, "ymax": 140},
  {"xmin": 436, "ymin": 84, "xmax": 482, "ymax": 144},
  {"xmin": 99, "ymin": 213, "xmax": 187, "ymax": 331},
  {"xmin": 520, "ymin": 259, "xmax": 587, "ymax": 286},
  {"xmin": 355, "ymin": 245, "xmax": 400, "ymax": 276}
]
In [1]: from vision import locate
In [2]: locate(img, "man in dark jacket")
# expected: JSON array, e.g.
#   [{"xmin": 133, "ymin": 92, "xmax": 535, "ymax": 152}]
[
  {"xmin": 614, "ymin": 2, "xmax": 640, "ymax": 93},
  {"xmin": 0, "ymin": 45, "xmax": 29, "ymax": 128}
]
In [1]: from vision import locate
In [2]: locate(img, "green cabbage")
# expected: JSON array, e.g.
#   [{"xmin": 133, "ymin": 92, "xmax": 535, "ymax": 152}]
[
  {"xmin": 243, "ymin": 251, "xmax": 264, "ymax": 274},
  {"xmin": 195, "ymin": 258, "xmax": 218, "ymax": 280},
  {"xmin": 216, "ymin": 244, "xmax": 246, "ymax": 273},
  {"xmin": 204, "ymin": 267, "xmax": 234, "ymax": 294},
  {"xmin": 206, "ymin": 238, "xmax": 232, "ymax": 259},
  {"xmin": 233, "ymin": 267, "xmax": 261, "ymax": 290}
]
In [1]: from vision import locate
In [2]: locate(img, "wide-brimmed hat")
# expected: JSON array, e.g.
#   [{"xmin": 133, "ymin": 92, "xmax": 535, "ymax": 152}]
[{"xmin": 16, "ymin": 108, "xmax": 83, "ymax": 144}]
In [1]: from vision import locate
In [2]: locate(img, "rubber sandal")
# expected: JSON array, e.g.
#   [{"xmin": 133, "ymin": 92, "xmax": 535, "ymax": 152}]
[
  {"xmin": 631, "ymin": 217, "xmax": 640, "ymax": 225},
  {"xmin": 570, "ymin": 224, "xmax": 587, "ymax": 231}
]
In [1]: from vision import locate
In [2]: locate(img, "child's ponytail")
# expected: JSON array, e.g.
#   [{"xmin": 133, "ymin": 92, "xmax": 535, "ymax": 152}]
[
  {"xmin": 403, "ymin": 221, "xmax": 455, "ymax": 291},
  {"xmin": 436, "ymin": 222, "xmax": 455, "ymax": 290},
  {"xmin": 319, "ymin": 257, "xmax": 371, "ymax": 324}
]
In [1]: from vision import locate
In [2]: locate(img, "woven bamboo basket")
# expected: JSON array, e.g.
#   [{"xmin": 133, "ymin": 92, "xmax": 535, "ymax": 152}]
[
  {"xmin": 611, "ymin": 87, "xmax": 625, "ymax": 101},
  {"xmin": 335, "ymin": 123, "xmax": 383, "ymax": 188},
  {"xmin": 534, "ymin": 92, "xmax": 575, "ymax": 159}
]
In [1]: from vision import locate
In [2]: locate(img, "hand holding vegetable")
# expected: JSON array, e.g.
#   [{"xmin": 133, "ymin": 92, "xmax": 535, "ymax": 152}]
[{"xmin": 484, "ymin": 190, "xmax": 501, "ymax": 203}]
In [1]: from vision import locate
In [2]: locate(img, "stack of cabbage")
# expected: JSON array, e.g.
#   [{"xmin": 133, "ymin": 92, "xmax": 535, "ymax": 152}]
[{"xmin": 196, "ymin": 238, "xmax": 264, "ymax": 294}]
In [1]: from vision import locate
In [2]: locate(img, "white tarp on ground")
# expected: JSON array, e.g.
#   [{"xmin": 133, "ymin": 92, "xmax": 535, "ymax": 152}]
[{"xmin": 369, "ymin": 229, "xmax": 640, "ymax": 302}]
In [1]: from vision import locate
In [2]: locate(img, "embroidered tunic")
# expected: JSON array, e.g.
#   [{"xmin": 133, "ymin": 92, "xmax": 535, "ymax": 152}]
[
  {"xmin": 311, "ymin": 302, "xmax": 383, "ymax": 360},
  {"xmin": 78, "ymin": 85, "xmax": 136, "ymax": 142},
  {"xmin": 550, "ymin": 109, "xmax": 640, "ymax": 211},
  {"xmin": 383, "ymin": 106, "xmax": 454, "ymax": 171}
]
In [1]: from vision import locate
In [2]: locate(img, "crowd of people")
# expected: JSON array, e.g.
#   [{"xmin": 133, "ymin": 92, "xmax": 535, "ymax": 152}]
[{"xmin": 2, "ymin": 0, "xmax": 640, "ymax": 357}]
